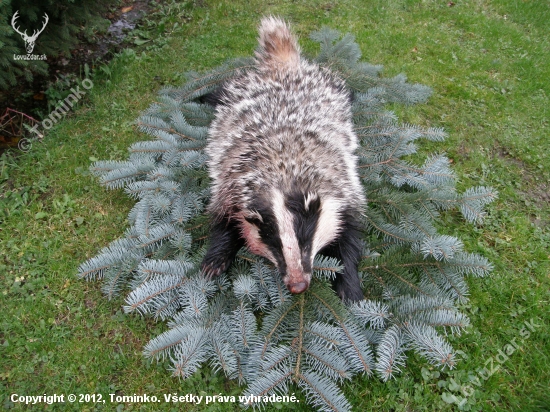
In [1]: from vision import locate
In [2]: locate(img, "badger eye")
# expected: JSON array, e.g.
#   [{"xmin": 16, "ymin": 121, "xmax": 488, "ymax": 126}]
[{"xmin": 244, "ymin": 215, "xmax": 263, "ymax": 227}]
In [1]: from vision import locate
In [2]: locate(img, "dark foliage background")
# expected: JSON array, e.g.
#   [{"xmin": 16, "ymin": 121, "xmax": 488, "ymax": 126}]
[{"xmin": 0, "ymin": 0, "xmax": 114, "ymax": 90}]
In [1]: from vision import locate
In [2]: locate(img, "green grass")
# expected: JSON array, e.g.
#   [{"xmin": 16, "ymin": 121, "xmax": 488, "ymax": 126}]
[{"xmin": 1, "ymin": 0, "xmax": 549, "ymax": 411}]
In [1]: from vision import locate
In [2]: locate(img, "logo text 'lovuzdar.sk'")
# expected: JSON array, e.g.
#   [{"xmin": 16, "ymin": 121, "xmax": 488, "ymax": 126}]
[{"xmin": 11, "ymin": 10, "xmax": 48, "ymax": 60}]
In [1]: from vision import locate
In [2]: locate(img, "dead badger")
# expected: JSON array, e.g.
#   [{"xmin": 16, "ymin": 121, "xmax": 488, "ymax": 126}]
[{"xmin": 201, "ymin": 17, "xmax": 365, "ymax": 302}]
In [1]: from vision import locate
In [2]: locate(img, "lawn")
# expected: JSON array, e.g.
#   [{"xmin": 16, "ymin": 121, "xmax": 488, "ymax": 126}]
[{"xmin": 1, "ymin": 0, "xmax": 548, "ymax": 411}]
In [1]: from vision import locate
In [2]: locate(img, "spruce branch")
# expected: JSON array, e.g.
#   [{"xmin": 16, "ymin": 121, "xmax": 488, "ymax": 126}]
[{"xmin": 374, "ymin": 325, "xmax": 407, "ymax": 381}]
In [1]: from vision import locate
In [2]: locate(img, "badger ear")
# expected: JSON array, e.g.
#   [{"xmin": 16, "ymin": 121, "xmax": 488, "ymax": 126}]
[{"xmin": 304, "ymin": 192, "xmax": 321, "ymax": 214}]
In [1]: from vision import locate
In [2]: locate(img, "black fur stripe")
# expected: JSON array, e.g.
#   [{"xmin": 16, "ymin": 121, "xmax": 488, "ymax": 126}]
[{"xmin": 285, "ymin": 190, "xmax": 321, "ymax": 273}]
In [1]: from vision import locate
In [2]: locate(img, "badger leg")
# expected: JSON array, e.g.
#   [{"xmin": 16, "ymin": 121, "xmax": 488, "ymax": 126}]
[
  {"xmin": 321, "ymin": 217, "xmax": 364, "ymax": 302},
  {"xmin": 201, "ymin": 217, "xmax": 244, "ymax": 279}
]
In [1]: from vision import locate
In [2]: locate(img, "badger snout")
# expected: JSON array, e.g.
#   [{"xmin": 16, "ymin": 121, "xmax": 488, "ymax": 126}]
[
  {"xmin": 284, "ymin": 268, "xmax": 311, "ymax": 294},
  {"xmin": 286, "ymin": 280, "xmax": 310, "ymax": 294}
]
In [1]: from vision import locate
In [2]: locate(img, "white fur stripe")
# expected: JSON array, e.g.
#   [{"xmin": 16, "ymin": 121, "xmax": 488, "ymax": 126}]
[
  {"xmin": 271, "ymin": 188, "xmax": 305, "ymax": 283},
  {"xmin": 312, "ymin": 197, "xmax": 342, "ymax": 255}
]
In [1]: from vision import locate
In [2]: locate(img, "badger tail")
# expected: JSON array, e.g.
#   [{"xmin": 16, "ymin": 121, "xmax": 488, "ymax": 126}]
[{"xmin": 256, "ymin": 16, "xmax": 300, "ymax": 67}]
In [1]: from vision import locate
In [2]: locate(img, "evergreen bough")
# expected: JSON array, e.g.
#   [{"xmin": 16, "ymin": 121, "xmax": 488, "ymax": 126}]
[{"xmin": 78, "ymin": 28, "xmax": 496, "ymax": 412}]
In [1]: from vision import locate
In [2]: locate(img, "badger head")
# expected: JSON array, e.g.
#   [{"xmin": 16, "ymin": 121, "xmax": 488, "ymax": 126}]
[{"xmin": 239, "ymin": 188, "xmax": 342, "ymax": 294}]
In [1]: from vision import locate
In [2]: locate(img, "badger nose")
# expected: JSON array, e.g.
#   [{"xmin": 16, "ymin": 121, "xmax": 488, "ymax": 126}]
[{"xmin": 287, "ymin": 281, "xmax": 309, "ymax": 294}]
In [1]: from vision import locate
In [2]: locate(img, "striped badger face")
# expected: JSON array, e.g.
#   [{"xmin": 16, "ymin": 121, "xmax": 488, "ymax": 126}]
[
  {"xmin": 201, "ymin": 185, "xmax": 364, "ymax": 301},
  {"xmin": 240, "ymin": 189, "xmax": 338, "ymax": 294}
]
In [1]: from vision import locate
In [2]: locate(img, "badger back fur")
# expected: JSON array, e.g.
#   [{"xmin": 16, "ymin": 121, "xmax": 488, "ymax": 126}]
[{"xmin": 201, "ymin": 17, "xmax": 365, "ymax": 301}]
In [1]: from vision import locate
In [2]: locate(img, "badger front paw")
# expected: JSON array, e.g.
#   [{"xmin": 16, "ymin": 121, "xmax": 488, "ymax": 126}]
[{"xmin": 201, "ymin": 216, "xmax": 244, "ymax": 279}]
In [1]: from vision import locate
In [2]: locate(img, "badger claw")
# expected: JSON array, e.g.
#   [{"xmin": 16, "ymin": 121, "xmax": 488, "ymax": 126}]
[{"xmin": 200, "ymin": 259, "xmax": 228, "ymax": 280}]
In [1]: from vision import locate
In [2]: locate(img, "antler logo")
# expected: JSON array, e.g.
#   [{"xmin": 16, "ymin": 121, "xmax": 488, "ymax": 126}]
[{"xmin": 11, "ymin": 11, "xmax": 49, "ymax": 54}]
